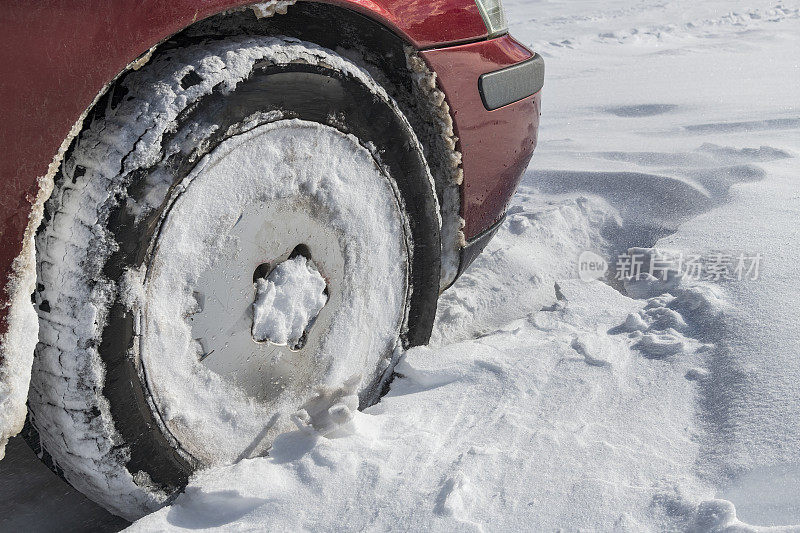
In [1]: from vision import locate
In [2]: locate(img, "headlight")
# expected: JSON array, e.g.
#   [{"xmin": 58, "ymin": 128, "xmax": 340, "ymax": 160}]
[{"xmin": 475, "ymin": 0, "xmax": 508, "ymax": 38}]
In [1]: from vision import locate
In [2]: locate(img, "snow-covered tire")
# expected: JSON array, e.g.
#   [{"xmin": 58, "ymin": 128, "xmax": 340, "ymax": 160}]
[{"xmin": 26, "ymin": 37, "xmax": 440, "ymax": 519}]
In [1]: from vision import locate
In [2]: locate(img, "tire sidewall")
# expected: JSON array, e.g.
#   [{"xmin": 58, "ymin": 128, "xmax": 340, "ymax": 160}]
[{"xmin": 30, "ymin": 43, "xmax": 441, "ymax": 506}]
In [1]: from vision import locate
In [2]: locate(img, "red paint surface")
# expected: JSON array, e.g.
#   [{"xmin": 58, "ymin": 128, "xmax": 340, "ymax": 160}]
[
  {"xmin": 0, "ymin": 0, "xmax": 487, "ymax": 330},
  {"xmin": 421, "ymin": 36, "xmax": 541, "ymax": 239},
  {"xmin": 325, "ymin": 0, "xmax": 487, "ymax": 48}
]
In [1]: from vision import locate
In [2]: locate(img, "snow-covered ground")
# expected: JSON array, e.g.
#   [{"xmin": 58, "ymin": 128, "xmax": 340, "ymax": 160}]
[{"xmin": 23, "ymin": 0, "xmax": 796, "ymax": 530}]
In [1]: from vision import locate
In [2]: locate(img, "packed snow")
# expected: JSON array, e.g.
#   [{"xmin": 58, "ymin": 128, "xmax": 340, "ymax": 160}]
[
  {"xmin": 0, "ymin": 261, "xmax": 38, "ymax": 461},
  {"xmin": 251, "ymin": 256, "xmax": 328, "ymax": 348},
  {"xmin": 7, "ymin": 0, "xmax": 799, "ymax": 530}
]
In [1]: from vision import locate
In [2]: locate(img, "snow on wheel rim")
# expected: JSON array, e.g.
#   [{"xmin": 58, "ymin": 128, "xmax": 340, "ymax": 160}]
[
  {"xmin": 136, "ymin": 119, "xmax": 409, "ymax": 464},
  {"xmin": 28, "ymin": 36, "xmax": 438, "ymax": 517}
]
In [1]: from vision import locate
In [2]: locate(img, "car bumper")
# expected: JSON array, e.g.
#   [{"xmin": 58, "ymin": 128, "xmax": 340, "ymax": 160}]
[
  {"xmin": 420, "ymin": 34, "xmax": 542, "ymax": 265},
  {"xmin": 456, "ymin": 214, "xmax": 505, "ymax": 279}
]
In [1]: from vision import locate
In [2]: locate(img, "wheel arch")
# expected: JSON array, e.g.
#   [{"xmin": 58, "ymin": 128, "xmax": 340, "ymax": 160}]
[
  {"xmin": 2, "ymin": 0, "xmax": 468, "ymax": 333},
  {"xmin": 0, "ymin": 0, "xmax": 466, "ymax": 457}
]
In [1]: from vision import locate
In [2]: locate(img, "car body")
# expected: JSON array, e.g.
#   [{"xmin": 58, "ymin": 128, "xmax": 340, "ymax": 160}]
[
  {"xmin": 0, "ymin": 0, "xmax": 542, "ymax": 323},
  {"xmin": 0, "ymin": 0, "xmax": 542, "ymax": 493}
]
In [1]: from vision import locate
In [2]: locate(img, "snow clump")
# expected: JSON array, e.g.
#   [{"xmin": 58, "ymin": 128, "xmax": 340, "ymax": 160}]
[{"xmin": 252, "ymin": 256, "xmax": 328, "ymax": 348}]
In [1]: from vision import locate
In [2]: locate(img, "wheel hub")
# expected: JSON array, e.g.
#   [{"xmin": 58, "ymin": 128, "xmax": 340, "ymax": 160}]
[{"xmin": 187, "ymin": 201, "xmax": 345, "ymax": 404}]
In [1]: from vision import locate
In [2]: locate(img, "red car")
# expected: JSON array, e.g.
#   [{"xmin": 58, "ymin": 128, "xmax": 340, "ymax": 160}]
[{"xmin": 0, "ymin": 0, "xmax": 542, "ymax": 518}]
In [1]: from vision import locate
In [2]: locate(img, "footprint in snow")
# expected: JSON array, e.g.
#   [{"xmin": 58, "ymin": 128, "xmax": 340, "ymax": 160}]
[
  {"xmin": 434, "ymin": 472, "xmax": 476, "ymax": 519},
  {"xmin": 571, "ymin": 334, "xmax": 626, "ymax": 368},
  {"xmin": 633, "ymin": 332, "xmax": 685, "ymax": 359},
  {"xmin": 609, "ymin": 248, "xmax": 712, "ymax": 362}
]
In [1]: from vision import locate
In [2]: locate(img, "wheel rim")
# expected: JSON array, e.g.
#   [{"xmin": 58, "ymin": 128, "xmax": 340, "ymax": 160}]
[
  {"xmin": 138, "ymin": 119, "xmax": 409, "ymax": 464},
  {"xmin": 188, "ymin": 202, "xmax": 345, "ymax": 404}
]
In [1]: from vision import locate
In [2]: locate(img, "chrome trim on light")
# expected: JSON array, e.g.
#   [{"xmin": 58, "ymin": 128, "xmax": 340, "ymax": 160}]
[{"xmin": 478, "ymin": 53, "xmax": 545, "ymax": 111}]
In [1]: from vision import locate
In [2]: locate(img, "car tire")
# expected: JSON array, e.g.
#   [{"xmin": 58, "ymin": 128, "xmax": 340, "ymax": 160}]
[{"xmin": 26, "ymin": 37, "xmax": 440, "ymax": 519}]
